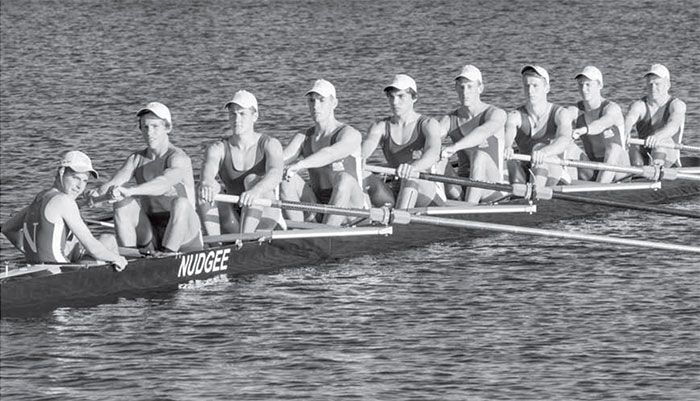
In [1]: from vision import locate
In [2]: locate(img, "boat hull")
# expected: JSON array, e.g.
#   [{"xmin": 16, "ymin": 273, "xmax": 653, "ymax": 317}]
[{"xmin": 2, "ymin": 176, "xmax": 699, "ymax": 316}]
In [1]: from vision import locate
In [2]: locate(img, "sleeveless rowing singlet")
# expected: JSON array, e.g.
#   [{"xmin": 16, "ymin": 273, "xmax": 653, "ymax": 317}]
[
  {"xmin": 301, "ymin": 125, "xmax": 363, "ymax": 193},
  {"xmin": 219, "ymin": 135, "xmax": 271, "ymax": 195},
  {"xmin": 574, "ymin": 100, "xmax": 611, "ymax": 161},
  {"xmin": 381, "ymin": 115, "xmax": 430, "ymax": 167},
  {"xmin": 636, "ymin": 96, "xmax": 683, "ymax": 144},
  {"xmin": 133, "ymin": 145, "xmax": 196, "ymax": 215},
  {"xmin": 22, "ymin": 189, "xmax": 72, "ymax": 263},
  {"xmin": 515, "ymin": 104, "xmax": 563, "ymax": 155},
  {"xmin": 446, "ymin": 107, "xmax": 505, "ymax": 177}
]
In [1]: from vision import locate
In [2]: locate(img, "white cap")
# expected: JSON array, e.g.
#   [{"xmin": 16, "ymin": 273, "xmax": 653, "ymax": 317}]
[
  {"xmin": 521, "ymin": 65, "xmax": 550, "ymax": 85},
  {"xmin": 305, "ymin": 79, "xmax": 336, "ymax": 98},
  {"xmin": 455, "ymin": 64, "xmax": 483, "ymax": 82},
  {"xmin": 136, "ymin": 102, "xmax": 172, "ymax": 125},
  {"xmin": 60, "ymin": 150, "xmax": 98, "ymax": 179},
  {"xmin": 384, "ymin": 74, "xmax": 417, "ymax": 92},
  {"xmin": 644, "ymin": 64, "xmax": 670, "ymax": 80},
  {"xmin": 224, "ymin": 90, "xmax": 258, "ymax": 111},
  {"xmin": 575, "ymin": 66, "xmax": 603, "ymax": 85}
]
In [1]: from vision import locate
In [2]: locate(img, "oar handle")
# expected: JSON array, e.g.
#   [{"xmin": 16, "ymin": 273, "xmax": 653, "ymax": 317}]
[
  {"xmin": 214, "ymin": 194, "xmax": 273, "ymax": 207},
  {"xmin": 364, "ymin": 164, "xmax": 420, "ymax": 179},
  {"xmin": 78, "ymin": 193, "xmax": 116, "ymax": 208}
]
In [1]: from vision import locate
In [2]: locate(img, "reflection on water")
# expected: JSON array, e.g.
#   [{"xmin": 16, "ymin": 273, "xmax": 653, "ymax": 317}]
[{"xmin": 1, "ymin": 0, "xmax": 699, "ymax": 399}]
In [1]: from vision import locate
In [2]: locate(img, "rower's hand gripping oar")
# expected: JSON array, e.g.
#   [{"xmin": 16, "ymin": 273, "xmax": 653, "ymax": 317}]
[
  {"xmin": 365, "ymin": 164, "xmax": 700, "ymax": 219},
  {"xmin": 628, "ymin": 137, "xmax": 700, "ymax": 153},
  {"xmin": 509, "ymin": 153, "xmax": 700, "ymax": 182},
  {"xmin": 214, "ymin": 194, "xmax": 700, "ymax": 254},
  {"xmin": 365, "ymin": 164, "xmax": 539, "ymax": 200}
]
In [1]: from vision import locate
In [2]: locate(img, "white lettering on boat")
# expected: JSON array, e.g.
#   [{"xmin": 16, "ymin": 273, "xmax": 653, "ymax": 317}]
[{"xmin": 177, "ymin": 248, "xmax": 231, "ymax": 278}]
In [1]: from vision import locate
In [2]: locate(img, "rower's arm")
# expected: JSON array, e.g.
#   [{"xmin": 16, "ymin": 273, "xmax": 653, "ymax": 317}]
[
  {"xmin": 411, "ymin": 118, "xmax": 442, "ymax": 172},
  {"xmin": 96, "ymin": 154, "xmax": 138, "ymax": 195},
  {"xmin": 1, "ymin": 206, "xmax": 29, "ymax": 253},
  {"xmin": 55, "ymin": 196, "xmax": 125, "ymax": 264},
  {"xmin": 539, "ymin": 107, "xmax": 573, "ymax": 156},
  {"xmin": 199, "ymin": 142, "xmax": 224, "ymax": 188},
  {"xmin": 650, "ymin": 99, "xmax": 686, "ymax": 141},
  {"xmin": 624, "ymin": 101, "xmax": 645, "ymax": 138},
  {"xmin": 445, "ymin": 108, "xmax": 507, "ymax": 152},
  {"xmin": 293, "ymin": 127, "xmax": 362, "ymax": 170},
  {"xmin": 282, "ymin": 133, "xmax": 306, "ymax": 165},
  {"xmin": 197, "ymin": 141, "xmax": 224, "ymax": 203},
  {"xmin": 504, "ymin": 110, "xmax": 521, "ymax": 151},
  {"xmin": 122, "ymin": 152, "xmax": 192, "ymax": 198},
  {"xmin": 585, "ymin": 102, "xmax": 625, "ymax": 136},
  {"xmin": 249, "ymin": 138, "xmax": 284, "ymax": 194},
  {"xmin": 362, "ymin": 122, "xmax": 384, "ymax": 160}
]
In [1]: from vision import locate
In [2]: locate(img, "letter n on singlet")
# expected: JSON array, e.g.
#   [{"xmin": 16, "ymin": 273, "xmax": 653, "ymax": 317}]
[{"xmin": 22, "ymin": 223, "xmax": 39, "ymax": 253}]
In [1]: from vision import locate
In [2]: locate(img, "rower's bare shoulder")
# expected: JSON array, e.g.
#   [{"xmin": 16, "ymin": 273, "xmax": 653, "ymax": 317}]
[
  {"xmin": 486, "ymin": 105, "xmax": 507, "ymax": 122},
  {"xmin": 437, "ymin": 113, "xmax": 451, "ymax": 126},
  {"xmin": 506, "ymin": 109, "xmax": 522, "ymax": 126},
  {"xmin": 554, "ymin": 105, "xmax": 572, "ymax": 122},
  {"xmin": 263, "ymin": 136, "xmax": 284, "ymax": 153},
  {"xmin": 47, "ymin": 192, "xmax": 79, "ymax": 214},
  {"xmin": 626, "ymin": 99, "xmax": 645, "ymax": 113},
  {"xmin": 203, "ymin": 140, "xmax": 226, "ymax": 160},
  {"xmin": 338, "ymin": 124, "xmax": 362, "ymax": 138},
  {"xmin": 601, "ymin": 100, "xmax": 623, "ymax": 117},
  {"xmin": 366, "ymin": 120, "xmax": 385, "ymax": 136},
  {"xmin": 564, "ymin": 104, "xmax": 578, "ymax": 116},
  {"xmin": 169, "ymin": 146, "xmax": 194, "ymax": 168},
  {"xmin": 205, "ymin": 139, "xmax": 226, "ymax": 151},
  {"xmin": 422, "ymin": 115, "xmax": 441, "ymax": 131},
  {"xmin": 669, "ymin": 97, "xmax": 687, "ymax": 112}
]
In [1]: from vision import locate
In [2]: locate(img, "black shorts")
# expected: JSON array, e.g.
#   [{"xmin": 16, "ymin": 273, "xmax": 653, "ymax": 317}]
[
  {"xmin": 315, "ymin": 188, "xmax": 334, "ymax": 204},
  {"xmin": 147, "ymin": 212, "xmax": 171, "ymax": 248}
]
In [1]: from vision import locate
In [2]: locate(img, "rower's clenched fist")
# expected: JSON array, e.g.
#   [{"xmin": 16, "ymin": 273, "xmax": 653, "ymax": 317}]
[
  {"xmin": 396, "ymin": 163, "xmax": 415, "ymax": 179},
  {"xmin": 198, "ymin": 181, "xmax": 221, "ymax": 204}
]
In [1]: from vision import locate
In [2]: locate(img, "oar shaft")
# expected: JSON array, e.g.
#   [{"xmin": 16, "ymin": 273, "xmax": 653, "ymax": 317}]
[
  {"xmin": 408, "ymin": 215, "xmax": 700, "ymax": 254},
  {"xmin": 214, "ymin": 194, "xmax": 378, "ymax": 220},
  {"xmin": 84, "ymin": 219, "xmax": 115, "ymax": 228},
  {"xmin": 510, "ymin": 154, "xmax": 700, "ymax": 182},
  {"xmin": 365, "ymin": 165, "xmax": 521, "ymax": 194},
  {"xmin": 551, "ymin": 192, "xmax": 700, "ymax": 219},
  {"xmin": 365, "ymin": 164, "xmax": 698, "ymax": 219},
  {"xmin": 628, "ymin": 137, "xmax": 700, "ymax": 152},
  {"xmin": 214, "ymin": 195, "xmax": 700, "ymax": 254}
]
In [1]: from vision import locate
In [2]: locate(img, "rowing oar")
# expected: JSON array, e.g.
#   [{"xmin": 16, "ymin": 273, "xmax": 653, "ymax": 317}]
[
  {"xmin": 628, "ymin": 137, "xmax": 700, "ymax": 153},
  {"xmin": 365, "ymin": 165, "xmax": 700, "ymax": 219},
  {"xmin": 85, "ymin": 218, "xmax": 115, "ymax": 228},
  {"xmin": 214, "ymin": 194, "xmax": 700, "ymax": 254},
  {"xmin": 509, "ymin": 154, "xmax": 700, "ymax": 182}
]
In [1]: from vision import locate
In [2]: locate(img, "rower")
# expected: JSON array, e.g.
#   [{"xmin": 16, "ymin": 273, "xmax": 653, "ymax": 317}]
[
  {"xmin": 363, "ymin": 73, "xmax": 446, "ymax": 208},
  {"xmin": 279, "ymin": 79, "xmax": 367, "ymax": 225},
  {"xmin": 2, "ymin": 151, "xmax": 128, "ymax": 270},
  {"xmin": 565, "ymin": 66, "xmax": 631, "ymax": 183},
  {"xmin": 505, "ymin": 65, "xmax": 575, "ymax": 187},
  {"xmin": 197, "ymin": 90, "xmax": 285, "ymax": 235},
  {"xmin": 88, "ymin": 102, "xmax": 203, "ymax": 254},
  {"xmin": 438, "ymin": 64, "xmax": 507, "ymax": 203},
  {"xmin": 625, "ymin": 64, "xmax": 686, "ymax": 167}
]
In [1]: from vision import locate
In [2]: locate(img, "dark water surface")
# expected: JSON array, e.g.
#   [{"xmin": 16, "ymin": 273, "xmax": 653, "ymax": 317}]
[{"xmin": 1, "ymin": 0, "xmax": 699, "ymax": 399}]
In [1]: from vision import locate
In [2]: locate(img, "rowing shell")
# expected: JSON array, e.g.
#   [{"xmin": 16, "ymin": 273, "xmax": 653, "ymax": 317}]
[{"xmin": 2, "ymin": 164, "xmax": 699, "ymax": 315}]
